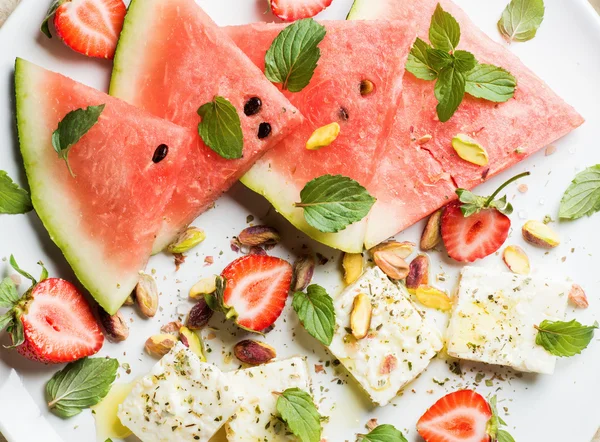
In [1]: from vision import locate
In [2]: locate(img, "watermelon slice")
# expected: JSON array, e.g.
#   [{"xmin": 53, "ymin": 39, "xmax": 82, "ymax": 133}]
[
  {"xmin": 225, "ymin": 19, "xmax": 419, "ymax": 252},
  {"xmin": 15, "ymin": 58, "xmax": 194, "ymax": 314},
  {"xmin": 109, "ymin": 0, "xmax": 303, "ymax": 253},
  {"xmin": 348, "ymin": 0, "xmax": 584, "ymax": 248}
]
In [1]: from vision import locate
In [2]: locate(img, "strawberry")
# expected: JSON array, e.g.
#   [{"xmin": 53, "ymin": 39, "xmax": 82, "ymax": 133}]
[
  {"xmin": 441, "ymin": 172, "xmax": 529, "ymax": 262},
  {"xmin": 41, "ymin": 0, "xmax": 127, "ymax": 59},
  {"xmin": 417, "ymin": 390, "xmax": 492, "ymax": 442},
  {"xmin": 206, "ymin": 255, "xmax": 292, "ymax": 332},
  {"xmin": 0, "ymin": 256, "xmax": 103, "ymax": 364},
  {"xmin": 269, "ymin": 0, "xmax": 333, "ymax": 22}
]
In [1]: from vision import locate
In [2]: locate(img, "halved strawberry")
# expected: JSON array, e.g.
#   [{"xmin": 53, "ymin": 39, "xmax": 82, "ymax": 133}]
[
  {"xmin": 270, "ymin": 0, "xmax": 333, "ymax": 21},
  {"xmin": 0, "ymin": 256, "xmax": 103, "ymax": 364},
  {"xmin": 206, "ymin": 255, "xmax": 292, "ymax": 332},
  {"xmin": 441, "ymin": 172, "xmax": 529, "ymax": 262},
  {"xmin": 417, "ymin": 390, "xmax": 492, "ymax": 442},
  {"xmin": 41, "ymin": 0, "xmax": 126, "ymax": 59}
]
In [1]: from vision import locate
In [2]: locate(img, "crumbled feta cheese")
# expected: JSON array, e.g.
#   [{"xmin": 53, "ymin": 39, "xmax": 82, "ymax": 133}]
[
  {"xmin": 118, "ymin": 343, "xmax": 237, "ymax": 442},
  {"xmin": 225, "ymin": 357, "xmax": 312, "ymax": 441},
  {"xmin": 328, "ymin": 266, "xmax": 443, "ymax": 406},
  {"xmin": 446, "ymin": 266, "xmax": 570, "ymax": 374}
]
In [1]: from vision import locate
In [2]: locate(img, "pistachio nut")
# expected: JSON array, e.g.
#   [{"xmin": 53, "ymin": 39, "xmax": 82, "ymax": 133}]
[
  {"xmin": 568, "ymin": 284, "xmax": 589, "ymax": 309},
  {"xmin": 306, "ymin": 122, "xmax": 341, "ymax": 151},
  {"xmin": 292, "ymin": 254, "xmax": 316, "ymax": 292},
  {"xmin": 360, "ymin": 79, "xmax": 375, "ymax": 96},
  {"xmin": 502, "ymin": 245, "xmax": 530, "ymax": 275},
  {"xmin": 350, "ymin": 293, "xmax": 372, "ymax": 340},
  {"xmin": 452, "ymin": 133, "xmax": 489, "ymax": 166},
  {"xmin": 415, "ymin": 286, "xmax": 452, "ymax": 311},
  {"xmin": 186, "ymin": 298, "xmax": 213, "ymax": 330},
  {"xmin": 167, "ymin": 226, "xmax": 206, "ymax": 254},
  {"xmin": 522, "ymin": 220, "xmax": 560, "ymax": 248},
  {"xmin": 161, "ymin": 320, "xmax": 184, "ymax": 336},
  {"xmin": 420, "ymin": 210, "xmax": 442, "ymax": 251},
  {"xmin": 406, "ymin": 254, "xmax": 430, "ymax": 294},
  {"xmin": 372, "ymin": 249, "xmax": 410, "ymax": 280},
  {"xmin": 233, "ymin": 339, "xmax": 277, "ymax": 366},
  {"xmin": 135, "ymin": 273, "xmax": 159, "ymax": 318},
  {"xmin": 145, "ymin": 334, "xmax": 177, "ymax": 357},
  {"xmin": 370, "ymin": 241, "xmax": 414, "ymax": 259},
  {"xmin": 99, "ymin": 309, "xmax": 129, "ymax": 342},
  {"xmin": 179, "ymin": 326, "xmax": 206, "ymax": 361},
  {"xmin": 189, "ymin": 275, "xmax": 217, "ymax": 300},
  {"xmin": 417, "ymin": 134, "xmax": 433, "ymax": 145},
  {"xmin": 238, "ymin": 225, "xmax": 280, "ymax": 247},
  {"xmin": 342, "ymin": 252, "xmax": 363, "ymax": 285}
]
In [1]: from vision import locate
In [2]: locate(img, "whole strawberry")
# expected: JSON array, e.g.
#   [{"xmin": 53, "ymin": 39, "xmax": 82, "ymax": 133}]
[{"xmin": 0, "ymin": 256, "xmax": 103, "ymax": 363}]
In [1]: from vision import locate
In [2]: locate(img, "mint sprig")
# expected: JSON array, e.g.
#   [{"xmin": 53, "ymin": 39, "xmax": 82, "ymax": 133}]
[
  {"xmin": 0, "ymin": 171, "xmax": 32, "ymax": 215},
  {"xmin": 265, "ymin": 18, "xmax": 326, "ymax": 93},
  {"xmin": 558, "ymin": 165, "xmax": 600, "ymax": 220},
  {"xmin": 498, "ymin": 0, "xmax": 545, "ymax": 43},
  {"xmin": 276, "ymin": 388, "xmax": 322, "ymax": 442},
  {"xmin": 486, "ymin": 395, "xmax": 515, "ymax": 442},
  {"xmin": 358, "ymin": 424, "xmax": 408, "ymax": 442},
  {"xmin": 406, "ymin": 3, "xmax": 517, "ymax": 122},
  {"xmin": 197, "ymin": 96, "xmax": 243, "ymax": 160},
  {"xmin": 456, "ymin": 172, "xmax": 530, "ymax": 217},
  {"xmin": 46, "ymin": 357, "xmax": 119, "ymax": 418},
  {"xmin": 535, "ymin": 319, "xmax": 598, "ymax": 357},
  {"xmin": 292, "ymin": 284, "xmax": 335, "ymax": 346},
  {"xmin": 295, "ymin": 174, "xmax": 376, "ymax": 233},
  {"xmin": 52, "ymin": 104, "xmax": 105, "ymax": 177}
]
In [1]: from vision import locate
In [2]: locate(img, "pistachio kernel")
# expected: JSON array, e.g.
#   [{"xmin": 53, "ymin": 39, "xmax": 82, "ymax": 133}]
[
  {"xmin": 179, "ymin": 326, "xmax": 206, "ymax": 361},
  {"xmin": 522, "ymin": 220, "xmax": 560, "ymax": 248},
  {"xmin": 342, "ymin": 252, "xmax": 363, "ymax": 285},
  {"xmin": 415, "ymin": 286, "xmax": 452, "ymax": 311},
  {"xmin": 360, "ymin": 79, "xmax": 375, "ymax": 96},
  {"xmin": 350, "ymin": 293, "xmax": 372, "ymax": 340},
  {"xmin": 306, "ymin": 122, "xmax": 341, "ymax": 151},
  {"xmin": 167, "ymin": 226, "xmax": 206, "ymax": 254},
  {"xmin": 98, "ymin": 309, "xmax": 129, "ymax": 342},
  {"xmin": 420, "ymin": 210, "xmax": 442, "ymax": 251},
  {"xmin": 145, "ymin": 334, "xmax": 177, "ymax": 357},
  {"xmin": 238, "ymin": 225, "xmax": 280, "ymax": 247},
  {"xmin": 135, "ymin": 273, "xmax": 159, "ymax": 318},
  {"xmin": 292, "ymin": 254, "xmax": 316, "ymax": 292},
  {"xmin": 186, "ymin": 299, "xmax": 213, "ymax": 330},
  {"xmin": 451, "ymin": 133, "xmax": 489, "ymax": 166},
  {"xmin": 370, "ymin": 241, "xmax": 415, "ymax": 259},
  {"xmin": 568, "ymin": 284, "xmax": 589, "ymax": 309},
  {"xmin": 161, "ymin": 320, "xmax": 184, "ymax": 336},
  {"xmin": 406, "ymin": 254, "xmax": 430, "ymax": 294},
  {"xmin": 189, "ymin": 275, "xmax": 218, "ymax": 300},
  {"xmin": 373, "ymin": 249, "xmax": 410, "ymax": 280},
  {"xmin": 502, "ymin": 245, "xmax": 530, "ymax": 275},
  {"xmin": 234, "ymin": 339, "xmax": 277, "ymax": 366}
]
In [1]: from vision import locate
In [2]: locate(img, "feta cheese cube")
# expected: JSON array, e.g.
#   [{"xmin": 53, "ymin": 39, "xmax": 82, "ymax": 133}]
[
  {"xmin": 118, "ymin": 343, "xmax": 237, "ymax": 442},
  {"xmin": 225, "ymin": 357, "xmax": 312, "ymax": 441},
  {"xmin": 328, "ymin": 266, "xmax": 443, "ymax": 406},
  {"xmin": 446, "ymin": 266, "xmax": 570, "ymax": 374}
]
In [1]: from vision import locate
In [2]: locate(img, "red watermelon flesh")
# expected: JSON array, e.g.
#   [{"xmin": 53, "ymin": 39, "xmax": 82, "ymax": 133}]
[
  {"xmin": 109, "ymin": 0, "xmax": 303, "ymax": 253},
  {"xmin": 15, "ymin": 58, "xmax": 194, "ymax": 314},
  {"xmin": 225, "ymin": 19, "xmax": 419, "ymax": 252},
  {"xmin": 348, "ymin": 0, "xmax": 584, "ymax": 248}
]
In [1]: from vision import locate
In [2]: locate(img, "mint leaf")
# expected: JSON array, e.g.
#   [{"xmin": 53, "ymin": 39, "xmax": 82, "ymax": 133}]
[
  {"xmin": 0, "ymin": 171, "xmax": 32, "ymax": 215},
  {"xmin": 52, "ymin": 104, "xmax": 105, "ymax": 177},
  {"xmin": 434, "ymin": 67, "xmax": 465, "ymax": 122},
  {"xmin": 0, "ymin": 277, "xmax": 19, "ymax": 309},
  {"xmin": 292, "ymin": 284, "xmax": 335, "ymax": 346},
  {"xmin": 40, "ymin": 0, "xmax": 64, "ymax": 38},
  {"xmin": 358, "ymin": 424, "xmax": 408, "ymax": 442},
  {"xmin": 559, "ymin": 165, "xmax": 600, "ymax": 220},
  {"xmin": 429, "ymin": 3, "xmax": 460, "ymax": 52},
  {"xmin": 535, "ymin": 319, "xmax": 598, "ymax": 357},
  {"xmin": 498, "ymin": 0, "xmax": 545, "ymax": 43},
  {"xmin": 426, "ymin": 48, "xmax": 453, "ymax": 72},
  {"xmin": 406, "ymin": 38, "xmax": 437, "ymax": 81},
  {"xmin": 197, "ymin": 96, "xmax": 243, "ymax": 160},
  {"xmin": 295, "ymin": 174, "xmax": 376, "ymax": 233},
  {"xmin": 265, "ymin": 18, "xmax": 326, "ymax": 93},
  {"xmin": 46, "ymin": 357, "xmax": 119, "ymax": 418},
  {"xmin": 465, "ymin": 64, "xmax": 516, "ymax": 102},
  {"xmin": 276, "ymin": 388, "xmax": 322, "ymax": 442},
  {"xmin": 453, "ymin": 50, "xmax": 477, "ymax": 73}
]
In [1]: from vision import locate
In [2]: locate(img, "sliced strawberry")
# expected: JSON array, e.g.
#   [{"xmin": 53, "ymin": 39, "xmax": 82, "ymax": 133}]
[
  {"xmin": 441, "ymin": 201, "xmax": 510, "ymax": 262},
  {"xmin": 220, "ymin": 255, "xmax": 292, "ymax": 332},
  {"xmin": 270, "ymin": 0, "xmax": 333, "ymax": 21},
  {"xmin": 47, "ymin": 0, "xmax": 126, "ymax": 59},
  {"xmin": 417, "ymin": 390, "xmax": 492, "ymax": 442}
]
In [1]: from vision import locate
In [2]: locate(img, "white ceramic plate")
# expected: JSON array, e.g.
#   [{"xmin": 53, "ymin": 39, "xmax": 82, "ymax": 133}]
[{"xmin": 1, "ymin": 0, "xmax": 600, "ymax": 441}]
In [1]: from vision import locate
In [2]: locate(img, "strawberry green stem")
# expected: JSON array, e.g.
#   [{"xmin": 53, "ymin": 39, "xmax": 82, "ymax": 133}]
[{"xmin": 484, "ymin": 172, "xmax": 530, "ymax": 207}]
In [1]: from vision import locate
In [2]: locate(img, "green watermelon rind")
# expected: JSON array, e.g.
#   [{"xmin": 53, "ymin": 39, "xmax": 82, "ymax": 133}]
[
  {"xmin": 14, "ymin": 58, "xmax": 135, "ymax": 315},
  {"xmin": 346, "ymin": 0, "xmax": 391, "ymax": 20}
]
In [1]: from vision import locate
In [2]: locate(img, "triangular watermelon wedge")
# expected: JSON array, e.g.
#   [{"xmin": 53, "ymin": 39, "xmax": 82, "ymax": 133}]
[
  {"xmin": 348, "ymin": 0, "xmax": 584, "ymax": 248},
  {"xmin": 225, "ymin": 19, "xmax": 420, "ymax": 252},
  {"xmin": 109, "ymin": 0, "xmax": 303, "ymax": 253},
  {"xmin": 15, "ymin": 58, "xmax": 194, "ymax": 314}
]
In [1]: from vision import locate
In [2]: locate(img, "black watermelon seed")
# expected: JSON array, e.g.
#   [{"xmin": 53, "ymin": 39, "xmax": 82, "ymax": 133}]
[
  {"xmin": 152, "ymin": 144, "xmax": 169, "ymax": 163},
  {"xmin": 244, "ymin": 97, "xmax": 262, "ymax": 116},
  {"xmin": 258, "ymin": 122, "xmax": 272, "ymax": 139},
  {"xmin": 339, "ymin": 107, "xmax": 349, "ymax": 121}
]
